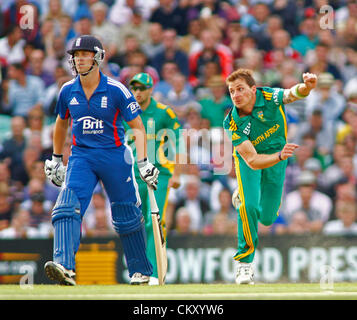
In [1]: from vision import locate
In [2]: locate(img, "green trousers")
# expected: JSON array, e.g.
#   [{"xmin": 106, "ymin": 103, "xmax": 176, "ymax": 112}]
[
  {"xmin": 233, "ymin": 152, "xmax": 287, "ymax": 263},
  {"xmin": 136, "ymin": 174, "xmax": 170, "ymax": 278}
]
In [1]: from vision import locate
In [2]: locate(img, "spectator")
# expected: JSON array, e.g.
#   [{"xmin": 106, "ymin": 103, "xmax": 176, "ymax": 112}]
[
  {"xmin": 0, "ymin": 24, "xmax": 25, "ymax": 66},
  {"xmin": 142, "ymin": 22, "xmax": 165, "ymax": 61},
  {"xmin": 172, "ymin": 207, "xmax": 194, "ymax": 235},
  {"xmin": 283, "ymin": 170, "xmax": 333, "ymax": 233},
  {"xmin": 83, "ymin": 190, "xmax": 112, "ymax": 233},
  {"xmin": 263, "ymin": 29, "xmax": 302, "ymax": 69},
  {"xmin": 188, "ymin": 29, "xmax": 233, "ymax": 87},
  {"xmin": 26, "ymin": 192, "xmax": 52, "ymax": 230},
  {"xmin": 239, "ymin": 2, "xmax": 270, "ymax": 35},
  {"xmin": 304, "ymin": 72, "xmax": 346, "ymax": 125},
  {"xmin": 90, "ymin": 1, "xmax": 120, "ymax": 61},
  {"xmin": 118, "ymin": 7, "xmax": 150, "ymax": 50},
  {"xmin": 85, "ymin": 208, "xmax": 116, "ymax": 237},
  {"xmin": 23, "ymin": 106, "xmax": 53, "ymax": 152},
  {"xmin": 149, "ymin": 0, "xmax": 188, "ymax": 36},
  {"xmin": 271, "ymin": 0, "xmax": 299, "ymax": 37},
  {"xmin": 286, "ymin": 209, "xmax": 311, "ymax": 235},
  {"xmin": 203, "ymin": 188, "xmax": 236, "ymax": 236},
  {"xmin": 109, "ymin": 34, "xmax": 141, "ymax": 68},
  {"xmin": 178, "ymin": 19, "xmax": 202, "ymax": 55},
  {"xmin": 198, "ymin": 75, "xmax": 232, "ymax": 128},
  {"xmin": 341, "ymin": 45, "xmax": 357, "ymax": 84},
  {"xmin": 0, "ymin": 161, "xmax": 23, "ymax": 205},
  {"xmin": 26, "ymin": 48, "xmax": 55, "ymax": 88},
  {"xmin": 0, "ymin": 116, "xmax": 27, "ymax": 185},
  {"xmin": 173, "ymin": 175, "xmax": 210, "ymax": 233},
  {"xmin": 0, "ymin": 208, "xmax": 39, "ymax": 239},
  {"xmin": 26, "ymin": 160, "xmax": 59, "ymax": 203},
  {"xmin": 118, "ymin": 50, "xmax": 160, "ymax": 87},
  {"xmin": 41, "ymin": 66, "xmax": 71, "ymax": 120},
  {"xmin": 323, "ymin": 200, "xmax": 357, "ymax": 236},
  {"xmin": 42, "ymin": 0, "xmax": 68, "ymax": 24},
  {"xmin": 291, "ymin": 16, "xmax": 319, "ymax": 57},
  {"xmin": 294, "ymin": 109, "xmax": 336, "ymax": 155},
  {"xmin": 319, "ymin": 143, "xmax": 351, "ymax": 196},
  {"xmin": 284, "ymin": 142, "xmax": 314, "ymax": 194},
  {"xmin": 305, "ymin": 42, "xmax": 343, "ymax": 83},
  {"xmin": 4, "ymin": 63, "xmax": 45, "ymax": 117},
  {"xmin": 152, "ymin": 61, "xmax": 180, "ymax": 101},
  {"xmin": 109, "ymin": 0, "xmax": 138, "ymax": 27},
  {"xmin": 161, "ymin": 72, "xmax": 196, "ymax": 119},
  {"xmin": 151, "ymin": 28, "xmax": 189, "ymax": 78},
  {"xmin": 0, "ymin": 182, "xmax": 13, "ymax": 231}
]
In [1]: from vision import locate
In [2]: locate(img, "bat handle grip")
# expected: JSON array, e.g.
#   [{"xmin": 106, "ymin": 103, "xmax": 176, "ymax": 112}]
[{"xmin": 147, "ymin": 186, "xmax": 159, "ymax": 214}]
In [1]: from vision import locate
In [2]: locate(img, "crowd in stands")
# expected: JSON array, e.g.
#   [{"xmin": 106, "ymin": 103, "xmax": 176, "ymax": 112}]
[{"xmin": 0, "ymin": 0, "xmax": 357, "ymax": 239}]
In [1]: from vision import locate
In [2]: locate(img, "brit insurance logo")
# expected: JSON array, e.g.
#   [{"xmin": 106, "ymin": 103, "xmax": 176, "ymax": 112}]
[{"xmin": 77, "ymin": 116, "xmax": 104, "ymax": 134}]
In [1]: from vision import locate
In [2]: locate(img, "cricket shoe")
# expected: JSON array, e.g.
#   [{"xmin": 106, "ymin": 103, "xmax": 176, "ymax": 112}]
[
  {"xmin": 148, "ymin": 277, "xmax": 159, "ymax": 286},
  {"xmin": 235, "ymin": 262, "xmax": 254, "ymax": 285},
  {"xmin": 44, "ymin": 261, "xmax": 76, "ymax": 286},
  {"xmin": 130, "ymin": 272, "xmax": 150, "ymax": 285}
]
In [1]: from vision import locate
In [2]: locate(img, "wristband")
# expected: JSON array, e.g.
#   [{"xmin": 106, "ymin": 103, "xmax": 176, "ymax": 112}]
[
  {"xmin": 291, "ymin": 84, "xmax": 309, "ymax": 99},
  {"xmin": 52, "ymin": 154, "xmax": 63, "ymax": 163},
  {"xmin": 137, "ymin": 157, "xmax": 148, "ymax": 169},
  {"xmin": 278, "ymin": 151, "xmax": 283, "ymax": 161}
]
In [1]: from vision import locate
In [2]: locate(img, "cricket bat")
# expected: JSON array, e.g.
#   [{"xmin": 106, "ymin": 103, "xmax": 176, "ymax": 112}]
[{"xmin": 147, "ymin": 186, "xmax": 167, "ymax": 285}]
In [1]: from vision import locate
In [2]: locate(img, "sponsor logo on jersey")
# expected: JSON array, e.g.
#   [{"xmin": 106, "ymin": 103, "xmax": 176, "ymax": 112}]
[
  {"xmin": 273, "ymin": 89, "xmax": 281, "ymax": 106},
  {"xmin": 70, "ymin": 97, "xmax": 79, "ymax": 105},
  {"xmin": 77, "ymin": 116, "xmax": 104, "ymax": 134},
  {"xmin": 243, "ymin": 122, "xmax": 251, "ymax": 135},
  {"xmin": 128, "ymin": 101, "xmax": 140, "ymax": 113}
]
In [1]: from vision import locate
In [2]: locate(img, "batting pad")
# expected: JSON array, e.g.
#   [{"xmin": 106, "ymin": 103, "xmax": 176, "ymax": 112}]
[
  {"xmin": 52, "ymin": 188, "xmax": 81, "ymax": 271},
  {"xmin": 111, "ymin": 202, "xmax": 153, "ymax": 277}
]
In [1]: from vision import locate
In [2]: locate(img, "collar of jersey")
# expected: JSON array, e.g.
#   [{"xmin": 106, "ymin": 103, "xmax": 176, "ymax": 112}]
[
  {"xmin": 71, "ymin": 70, "xmax": 107, "ymax": 93},
  {"xmin": 142, "ymin": 97, "xmax": 157, "ymax": 115},
  {"xmin": 231, "ymin": 88, "xmax": 265, "ymax": 123}
]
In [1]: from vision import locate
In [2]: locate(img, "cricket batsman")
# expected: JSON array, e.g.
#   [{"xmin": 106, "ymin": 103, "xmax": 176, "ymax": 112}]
[
  {"xmin": 125, "ymin": 73, "xmax": 185, "ymax": 285},
  {"xmin": 223, "ymin": 68, "xmax": 317, "ymax": 284},
  {"xmin": 43, "ymin": 35, "xmax": 159, "ymax": 285}
]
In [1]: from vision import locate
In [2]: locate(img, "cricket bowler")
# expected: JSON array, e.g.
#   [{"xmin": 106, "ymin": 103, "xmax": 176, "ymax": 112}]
[{"xmin": 223, "ymin": 68, "xmax": 317, "ymax": 284}]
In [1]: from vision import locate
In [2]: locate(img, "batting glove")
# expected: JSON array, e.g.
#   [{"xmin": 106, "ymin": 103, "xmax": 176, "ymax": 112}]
[
  {"xmin": 138, "ymin": 158, "xmax": 159, "ymax": 190},
  {"xmin": 44, "ymin": 154, "xmax": 66, "ymax": 187}
]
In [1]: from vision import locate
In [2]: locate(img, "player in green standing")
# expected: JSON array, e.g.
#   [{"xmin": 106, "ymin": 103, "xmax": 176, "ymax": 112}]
[
  {"xmin": 223, "ymin": 68, "xmax": 317, "ymax": 284},
  {"xmin": 125, "ymin": 73, "xmax": 185, "ymax": 285}
]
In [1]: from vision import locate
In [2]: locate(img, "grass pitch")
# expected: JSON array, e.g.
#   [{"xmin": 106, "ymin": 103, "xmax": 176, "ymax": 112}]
[{"xmin": 1, "ymin": 283, "xmax": 357, "ymax": 300}]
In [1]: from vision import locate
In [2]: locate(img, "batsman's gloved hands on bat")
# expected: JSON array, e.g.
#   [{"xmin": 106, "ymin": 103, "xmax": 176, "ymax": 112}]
[
  {"xmin": 138, "ymin": 158, "xmax": 159, "ymax": 190},
  {"xmin": 44, "ymin": 154, "xmax": 66, "ymax": 187}
]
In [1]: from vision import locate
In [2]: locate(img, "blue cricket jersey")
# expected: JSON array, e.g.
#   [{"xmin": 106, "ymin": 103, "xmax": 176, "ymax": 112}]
[{"xmin": 56, "ymin": 71, "xmax": 141, "ymax": 148}]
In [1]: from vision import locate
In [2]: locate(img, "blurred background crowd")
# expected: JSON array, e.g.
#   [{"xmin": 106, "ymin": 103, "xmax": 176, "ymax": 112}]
[{"xmin": 0, "ymin": 0, "xmax": 357, "ymax": 240}]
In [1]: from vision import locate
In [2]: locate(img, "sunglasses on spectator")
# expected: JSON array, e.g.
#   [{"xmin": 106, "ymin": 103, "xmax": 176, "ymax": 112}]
[{"xmin": 130, "ymin": 85, "xmax": 148, "ymax": 92}]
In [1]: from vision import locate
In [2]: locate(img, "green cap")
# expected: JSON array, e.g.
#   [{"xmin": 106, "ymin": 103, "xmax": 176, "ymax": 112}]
[{"xmin": 129, "ymin": 73, "xmax": 153, "ymax": 88}]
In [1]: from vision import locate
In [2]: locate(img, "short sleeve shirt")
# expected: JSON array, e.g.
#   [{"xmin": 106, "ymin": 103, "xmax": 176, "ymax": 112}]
[
  {"xmin": 56, "ymin": 71, "xmax": 141, "ymax": 148},
  {"xmin": 223, "ymin": 87, "xmax": 287, "ymax": 154}
]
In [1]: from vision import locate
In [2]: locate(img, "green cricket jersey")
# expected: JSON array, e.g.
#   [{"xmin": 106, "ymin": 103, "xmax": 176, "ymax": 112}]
[
  {"xmin": 124, "ymin": 97, "xmax": 182, "ymax": 177},
  {"xmin": 223, "ymin": 87, "xmax": 287, "ymax": 154}
]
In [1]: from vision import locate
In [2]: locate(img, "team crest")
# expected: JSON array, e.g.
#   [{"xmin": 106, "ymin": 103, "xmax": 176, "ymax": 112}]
[{"xmin": 257, "ymin": 111, "xmax": 265, "ymax": 121}]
